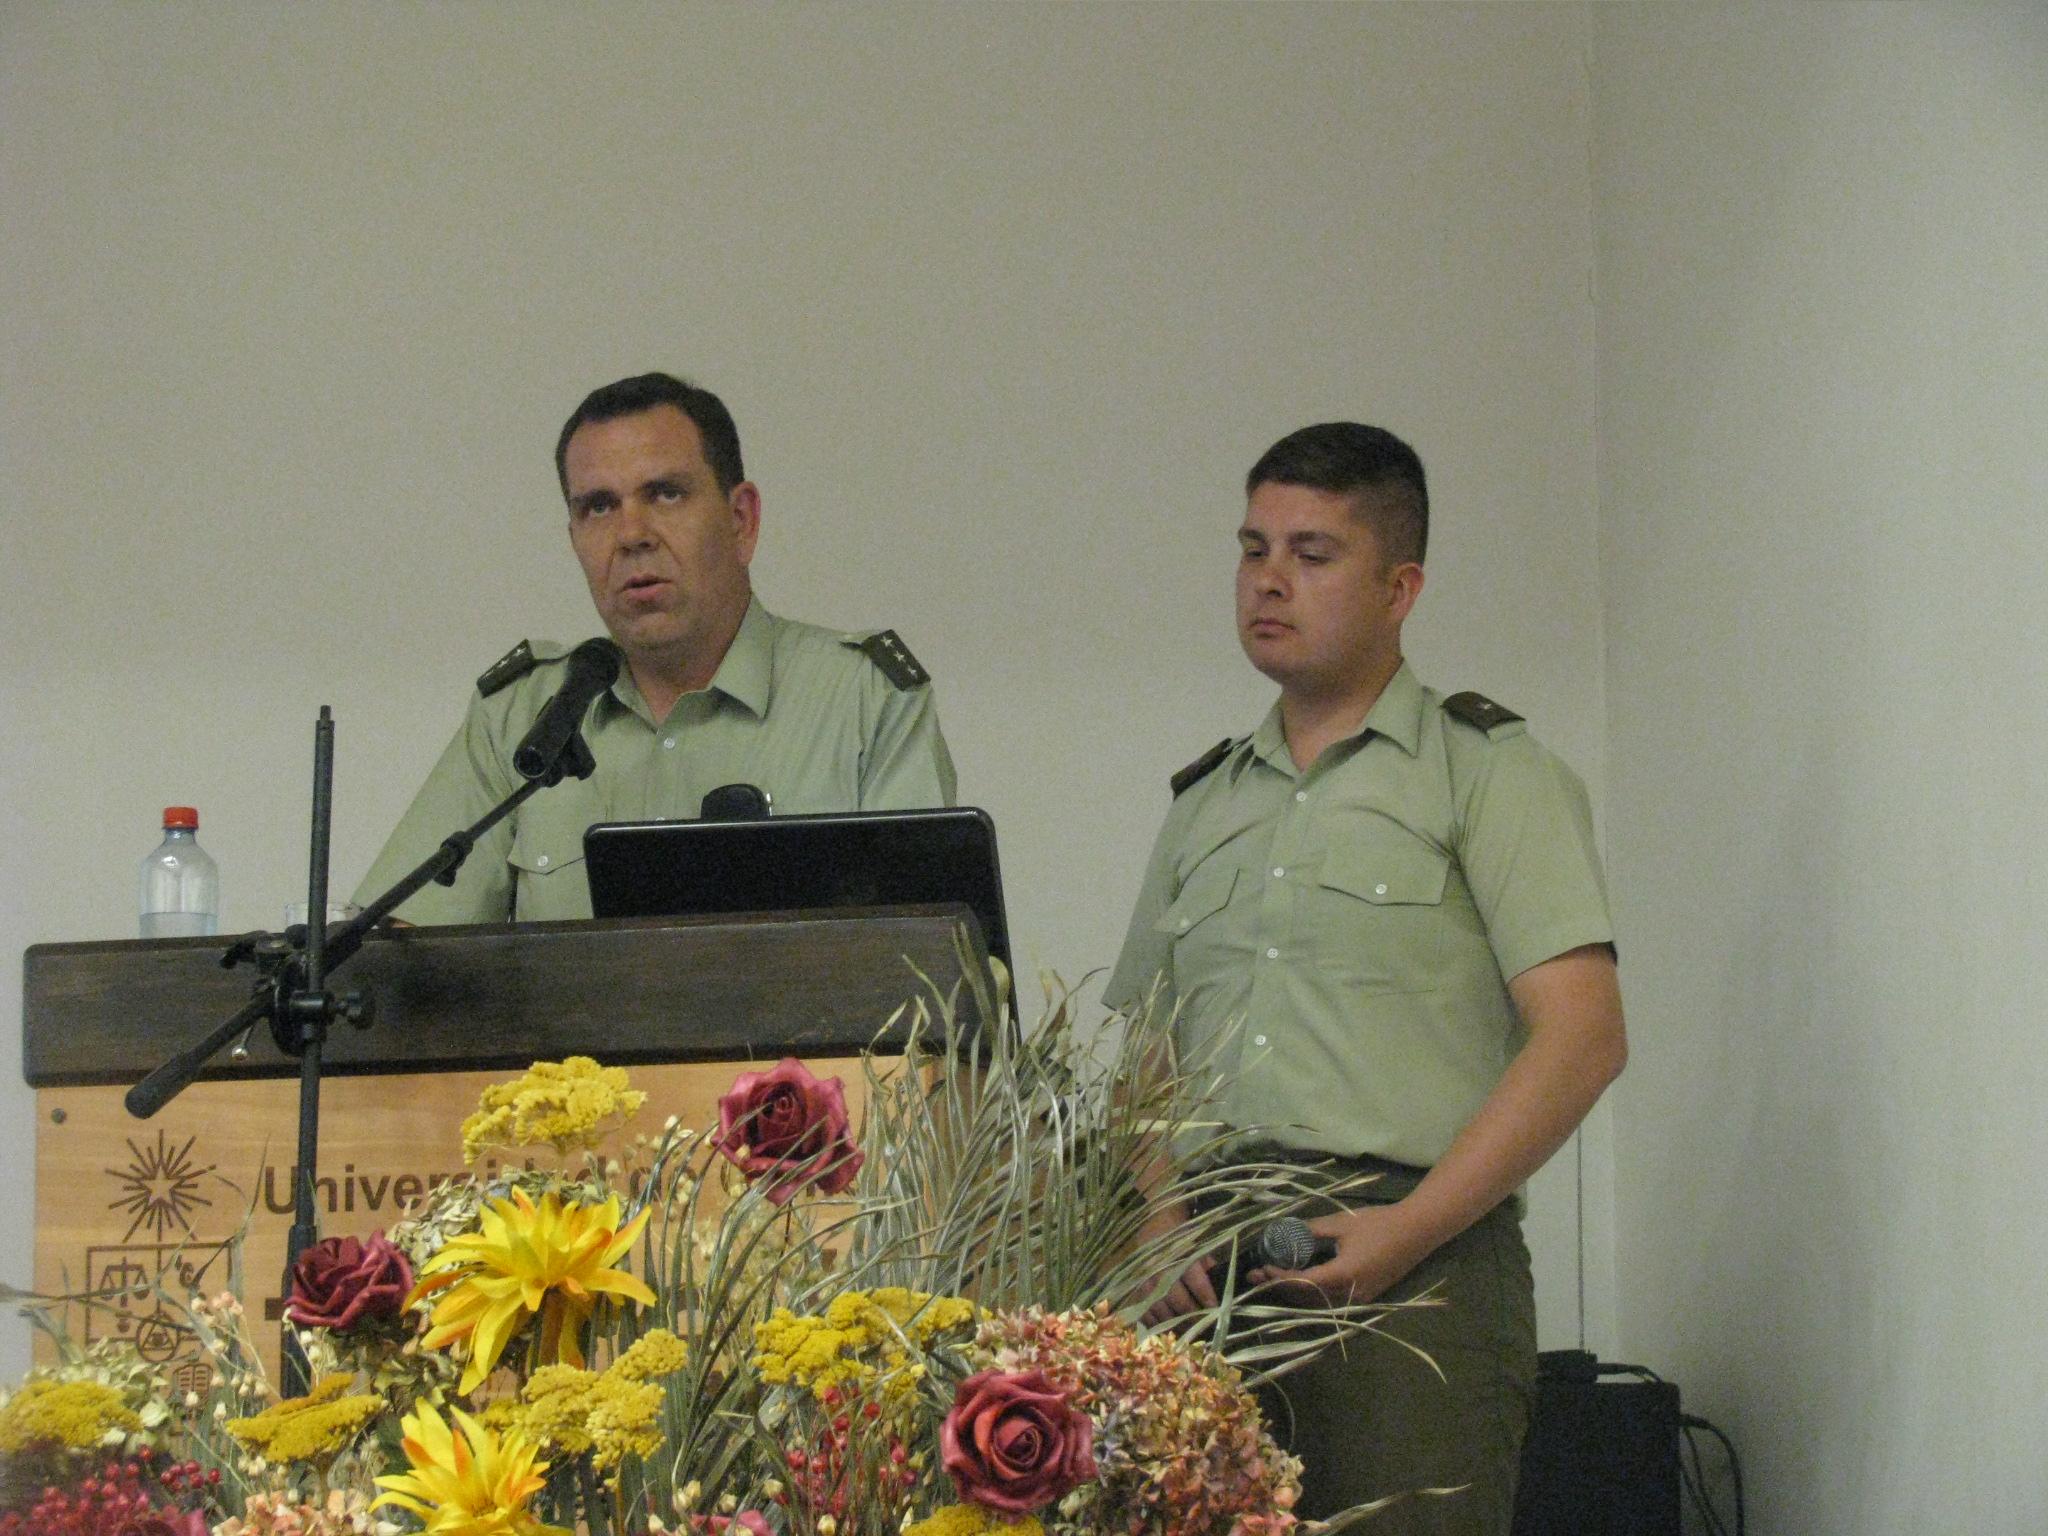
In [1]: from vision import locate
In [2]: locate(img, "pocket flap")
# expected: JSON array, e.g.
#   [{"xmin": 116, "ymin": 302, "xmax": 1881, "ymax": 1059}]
[
  {"xmin": 1156, "ymin": 863, "xmax": 1239, "ymax": 936},
  {"xmin": 1318, "ymin": 835, "xmax": 1448, "ymax": 906},
  {"xmin": 508, "ymin": 823, "xmax": 585, "ymax": 878}
]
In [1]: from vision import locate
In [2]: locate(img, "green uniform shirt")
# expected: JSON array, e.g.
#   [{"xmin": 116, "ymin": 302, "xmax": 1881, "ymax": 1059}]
[
  {"xmin": 1103, "ymin": 663, "xmax": 1612, "ymax": 1168},
  {"xmin": 353, "ymin": 598, "xmax": 957, "ymax": 924}
]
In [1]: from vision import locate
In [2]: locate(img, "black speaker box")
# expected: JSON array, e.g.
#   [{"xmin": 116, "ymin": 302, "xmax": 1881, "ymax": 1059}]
[{"xmin": 1511, "ymin": 1372, "xmax": 1680, "ymax": 1535}]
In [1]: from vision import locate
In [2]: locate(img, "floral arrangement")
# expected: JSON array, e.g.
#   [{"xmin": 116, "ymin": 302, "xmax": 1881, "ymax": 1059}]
[{"xmin": 2, "ymin": 982, "xmax": 1421, "ymax": 1536}]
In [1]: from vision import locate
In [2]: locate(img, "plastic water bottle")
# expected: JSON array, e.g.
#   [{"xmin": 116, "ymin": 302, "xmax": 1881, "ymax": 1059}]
[{"xmin": 139, "ymin": 806, "xmax": 220, "ymax": 938}]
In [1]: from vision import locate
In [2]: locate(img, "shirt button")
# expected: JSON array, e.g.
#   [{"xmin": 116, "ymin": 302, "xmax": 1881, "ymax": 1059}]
[
  {"xmin": 1375, "ymin": 883, "xmax": 1388, "ymax": 896},
  {"xmin": 1253, "ymin": 1033, "xmax": 1268, "ymax": 1047},
  {"xmin": 1265, "ymin": 946, "xmax": 1279, "ymax": 959},
  {"xmin": 662, "ymin": 737, "xmax": 677, "ymax": 750},
  {"xmin": 536, "ymin": 854, "xmax": 550, "ymax": 868},
  {"xmin": 1295, "ymin": 791, "xmax": 1308, "ymax": 803},
  {"xmin": 1272, "ymin": 867, "xmax": 1285, "ymax": 879},
  {"xmin": 1177, "ymin": 917, "xmax": 1190, "ymax": 931}
]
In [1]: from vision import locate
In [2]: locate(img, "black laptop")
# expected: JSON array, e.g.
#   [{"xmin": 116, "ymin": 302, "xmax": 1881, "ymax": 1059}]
[{"xmin": 582, "ymin": 806, "xmax": 1011, "ymax": 973}]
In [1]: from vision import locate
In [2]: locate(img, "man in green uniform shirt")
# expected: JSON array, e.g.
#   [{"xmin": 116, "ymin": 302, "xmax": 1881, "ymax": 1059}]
[
  {"xmin": 355, "ymin": 372, "xmax": 956, "ymax": 924},
  {"xmin": 1104, "ymin": 423, "xmax": 1626, "ymax": 1534}
]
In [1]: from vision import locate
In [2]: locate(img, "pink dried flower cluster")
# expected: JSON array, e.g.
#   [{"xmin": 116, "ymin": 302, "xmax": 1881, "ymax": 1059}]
[
  {"xmin": 212, "ymin": 1489, "xmax": 381, "ymax": 1534},
  {"xmin": 974, "ymin": 1304, "xmax": 1302, "ymax": 1536}
]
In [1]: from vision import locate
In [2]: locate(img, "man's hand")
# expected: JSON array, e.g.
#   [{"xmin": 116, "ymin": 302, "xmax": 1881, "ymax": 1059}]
[
  {"xmin": 1132, "ymin": 1199, "xmax": 1221, "ymax": 1327},
  {"xmin": 1141, "ymin": 1251, "xmax": 1222, "ymax": 1328},
  {"xmin": 1254, "ymin": 944, "xmax": 1626, "ymax": 1307},
  {"xmin": 1247, "ymin": 1200, "xmax": 1433, "ymax": 1306}
]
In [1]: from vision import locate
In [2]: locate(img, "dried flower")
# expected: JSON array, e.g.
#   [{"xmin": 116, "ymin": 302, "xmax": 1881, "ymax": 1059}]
[
  {"xmin": 975, "ymin": 1304, "xmax": 1303, "ymax": 1536},
  {"xmin": 0, "ymin": 1377, "xmax": 141, "ymax": 1451},
  {"xmin": 227, "ymin": 1373, "xmax": 385, "ymax": 1464},
  {"xmin": 409, "ymin": 1187, "xmax": 654, "ymax": 1393},
  {"xmin": 903, "ymin": 1506, "xmax": 1044, "ymax": 1536},
  {"xmin": 372, "ymin": 1400, "xmax": 569, "ymax": 1536},
  {"xmin": 939, "ymin": 1370, "xmax": 1097, "ymax": 1515},
  {"xmin": 286, "ymin": 1231, "xmax": 414, "ymax": 1332},
  {"xmin": 462, "ymin": 1056, "xmax": 646, "ymax": 1163},
  {"xmin": 714, "ymin": 1058, "xmax": 864, "ymax": 1202}
]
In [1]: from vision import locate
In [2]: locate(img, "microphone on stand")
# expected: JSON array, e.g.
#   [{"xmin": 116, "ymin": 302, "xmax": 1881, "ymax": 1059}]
[
  {"xmin": 513, "ymin": 638, "xmax": 621, "ymax": 783},
  {"xmin": 700, "ymin": 783, "xmax": 771, "ymax": 820}
]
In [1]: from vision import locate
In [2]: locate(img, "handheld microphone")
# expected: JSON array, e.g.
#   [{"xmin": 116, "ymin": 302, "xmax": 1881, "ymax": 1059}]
[
  {"xmin": 1237, "ymin": 1216, "xmax": 1337, "ymax": 1282},
  {"xmin": 513, "ymin": 638, "xmax": 621, "ymax": 782}
]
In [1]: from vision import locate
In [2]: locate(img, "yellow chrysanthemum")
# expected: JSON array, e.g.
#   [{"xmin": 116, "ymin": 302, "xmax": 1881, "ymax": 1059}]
[
  {"xmin": 372, "ymin": 1400, "xmax": 570, "ymax": 1536},
  {"xmin": 410, "ymin": 1188, "xmax": 656, "ymax": 1394},
  {"xmin": 227, "ymin": 1373, "xmax": 385, "ymax": 1464},
  {"xmin": 461, "ymin": 1057, "xmax": 646, "ymax": 1163},
  {"xmin": 905, "ymin": 1504, "xmax": 1044, "ymax": 1536},
  {"xmin": 0, "ymin": 1378, "xmax": 140, "ymax": 1451}
]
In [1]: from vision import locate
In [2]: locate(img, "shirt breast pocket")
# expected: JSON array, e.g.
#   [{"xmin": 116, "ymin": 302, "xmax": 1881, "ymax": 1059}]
[
  {"xmin": 1156, "ymin": 861, "xmax": 1244, "ymax": 971},
  {"xmin": 1313, "ymin": 831, "xmax": 1450, "ymax": 993},
  {"xmin": 507, "ymin": 823, "xmax": 588, "ymax": 918}
]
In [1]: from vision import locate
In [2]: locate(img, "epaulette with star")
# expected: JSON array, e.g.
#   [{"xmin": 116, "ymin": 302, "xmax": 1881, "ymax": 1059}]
[
  {"xmin": 477, "ymin": 640, "xmax": 570, "ymax": 697},
  {"xmin": 1170, "ymin": 737, "xmax": 1238, "ymax": 798},
  {"xmin": 1442, "ymin": 691, "xmax": 1524, "ymax": 735},
  {"xmin": 855, "ymin": 629, "xmax": 932, "ymax": 690}
]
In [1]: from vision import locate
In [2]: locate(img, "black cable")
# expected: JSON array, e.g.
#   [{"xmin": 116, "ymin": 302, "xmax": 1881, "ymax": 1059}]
[
  {"xmin": 1682, "ymin": 1412, "xmax": 1746, "ymax": 1536},
  {"xmin": 1679, "ymin": 1418, "xmax": 1730, "ymax": 1536}
]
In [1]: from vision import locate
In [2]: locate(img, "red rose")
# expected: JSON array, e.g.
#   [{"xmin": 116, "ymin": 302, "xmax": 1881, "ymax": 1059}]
[
  {"xmin": 940, "ymin": 1368, "xmax": 1098, "ymax": 1515},
  {"xmin": 285, "ymin": 1230, "xmax": 414, "ymax": 1331},
  {"xmin": 714, "ymin": 1058, "xmax": 864, "ymax": 1204}
]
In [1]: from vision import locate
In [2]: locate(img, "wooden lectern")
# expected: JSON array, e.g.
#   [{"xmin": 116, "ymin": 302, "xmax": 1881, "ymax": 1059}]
[{"xmin": 21, "ymin": 907, "xmax": 990, "ymax": 1383}]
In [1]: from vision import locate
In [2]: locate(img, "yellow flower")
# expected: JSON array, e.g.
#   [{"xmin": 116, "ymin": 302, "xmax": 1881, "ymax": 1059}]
[
  {"xmin": 612, "ymin": 1327, "xmax": 687, "ymax": 1381},
  {"xmin": 755, "ymin": 1291, "xmax": 974, "ymax": 1408},
  {"xmin": 510, "ymin": 1364, "xmax": 599, "ymax": 1455},
  {"xmin": 0, "ymin": 1378, "xmax": 140, "ymax": 1451},
  {"xmin": 462, "ymin": 1057, "xmax": 646, "ymax": 1163},
  {"xmin": 904, "ymin": 1504, "xmax": 1043, "ymax": 1536},
  {"xmin": 752, "ymin": 1310, "xmax": 867, "ymax": 1395},
  {"xmin": 495, "ymin": 1334, "xmax": 684, "ymax": 1476},
  {"xmin": 410, "ymin": 1188, "xmax": 656, "ymax": 1394},
  {"xmin": 226, "ymin": 1373, "xmax": 384, "ymax": 1464},
  {"xmin": 372, "ymin": 1400, "xmax": 570, "ymax": 1536},
  {"xmin": 585, "ymin": 1373, "xmax": 663, "ymax": 1471}
]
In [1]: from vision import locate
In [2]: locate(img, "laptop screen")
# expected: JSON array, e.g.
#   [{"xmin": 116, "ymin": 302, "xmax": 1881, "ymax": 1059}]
[{"xmin": 581, "ymin": 806, "xmax": 1011, "ymax": 973}]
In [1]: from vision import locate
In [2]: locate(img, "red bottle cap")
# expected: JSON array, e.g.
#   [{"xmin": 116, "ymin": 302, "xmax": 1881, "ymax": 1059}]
[{"xmin": 162, "ymin": 806, "xmax": 199, "ymax": 830}]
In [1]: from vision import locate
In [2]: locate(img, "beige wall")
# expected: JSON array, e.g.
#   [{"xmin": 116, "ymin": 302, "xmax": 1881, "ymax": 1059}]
[
  {"xmin": 1, "ymin": 4, "xmax": 1608, "ymax": 1381},
  {"xmin": 1591, "ymin": 4, "xmax": 2048, "ymax": 1530}
]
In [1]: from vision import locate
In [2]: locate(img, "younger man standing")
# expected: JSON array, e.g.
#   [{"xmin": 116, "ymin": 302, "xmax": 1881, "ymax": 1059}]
[{"xmin": 1105, "ymin": 423, "xmax": 1626, "ymax": 1533}]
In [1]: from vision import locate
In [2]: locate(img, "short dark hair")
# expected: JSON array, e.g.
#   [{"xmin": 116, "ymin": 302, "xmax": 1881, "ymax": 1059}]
[
  {"xmin": 1245, "ymin": 422, "xmax": 1428, "ymax": 566},
  {"xmin": 554, "ymin": 372, "xmax": 746, "ymax": 498}
]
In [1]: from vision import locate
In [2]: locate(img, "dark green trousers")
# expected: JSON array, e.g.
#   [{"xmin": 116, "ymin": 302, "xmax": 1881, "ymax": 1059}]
[{"xmin": 1257, "ymin": 1200, "xmax": 1537, "ymax": 1535}]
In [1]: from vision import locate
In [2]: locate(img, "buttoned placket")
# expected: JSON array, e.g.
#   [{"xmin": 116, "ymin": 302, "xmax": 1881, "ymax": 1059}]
[{"xmin": 1239, "ymin": 751, "xmax": 1321, "ymax": 1062}]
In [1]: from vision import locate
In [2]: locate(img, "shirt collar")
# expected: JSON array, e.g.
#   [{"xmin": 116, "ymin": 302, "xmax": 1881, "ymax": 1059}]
[
  {"xmin": 1362, "ymin": 661, "xmax": 1425, "ymax": 756},
  {"xmin": 1242, "ymin": 659, "xmax": 1425, "ymax": 773},
  {"xmin": 704, "ymin": 595, "xmax": 774, "ymax": 718},
  {"xmin": 603, "ymin": 595, "xmax": 775, "ymax": 724}
]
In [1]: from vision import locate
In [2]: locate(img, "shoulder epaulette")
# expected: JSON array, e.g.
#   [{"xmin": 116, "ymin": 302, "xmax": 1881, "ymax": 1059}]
[
  {"xmin": 1442, "ymin": 691, "xmax": 1524, "ymax": 735},
  {"xmin": 1170, "ymin": 738, "xmax": 1237, "ymax": 798},
  {"xmin": 854, "ymin": 629, "xmax": 931, "ymax": 690},
  {"xmin": 477, "ymin": 640, "xmax": 570, "ymax": 697}
]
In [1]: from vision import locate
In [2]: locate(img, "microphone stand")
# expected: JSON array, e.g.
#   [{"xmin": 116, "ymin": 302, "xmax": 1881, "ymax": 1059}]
[{"xmin": 124, "ymin": 708, "xmax": 597, "ymax": 1395}]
